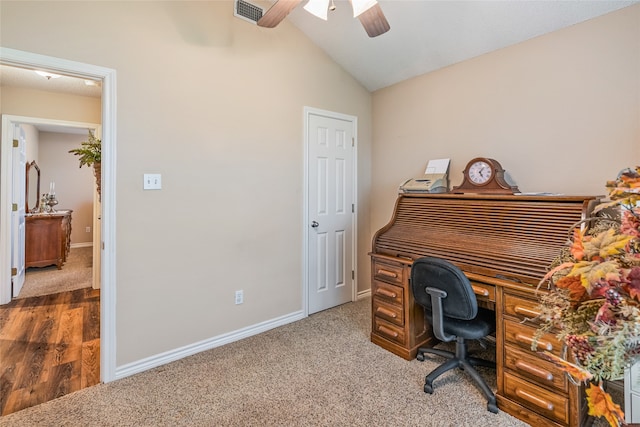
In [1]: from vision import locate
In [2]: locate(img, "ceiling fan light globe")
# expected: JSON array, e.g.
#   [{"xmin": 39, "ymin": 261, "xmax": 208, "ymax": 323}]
[
  {"xmin": 304, "ymin": 0, "xmax": 330, "ymax": 20},
  {"xmin": 351, "ymin": 0, "xmax": 377, "ymax": 17}
]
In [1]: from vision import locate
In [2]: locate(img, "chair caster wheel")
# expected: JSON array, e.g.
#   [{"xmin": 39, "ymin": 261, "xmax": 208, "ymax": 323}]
[
  {"xmin": 487, "ymin": 402, "xmax": 499, "ymax": 414},
  {"xmin": 416, "ymin": 353, "xmax": 425, "ymax": 362},
  {"xmin": 423, "ymin": 383, "xmax": 434, "ymax": 394}
]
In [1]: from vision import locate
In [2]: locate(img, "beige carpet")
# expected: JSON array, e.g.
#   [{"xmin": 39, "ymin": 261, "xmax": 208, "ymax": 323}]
[
  {"xmin": 17, "ymin": 246, "xmax": 93, "ymax": 299},
  {"xmin": 0, "ymin": 298, "xmax": 527, "ymax": 427},
  {"xmin": 0, "ymin": 297, "xmax": 617, "ymax": 426}
]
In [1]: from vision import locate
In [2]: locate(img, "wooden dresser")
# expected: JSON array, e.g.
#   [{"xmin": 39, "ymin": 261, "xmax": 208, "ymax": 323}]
[
  {"xmin": 25, "ymin": 210, "xmax": 72, "ymax": 269},
  {"xmin": 370, "ymin": 193, "xmax": 599, "ymax": 427}
]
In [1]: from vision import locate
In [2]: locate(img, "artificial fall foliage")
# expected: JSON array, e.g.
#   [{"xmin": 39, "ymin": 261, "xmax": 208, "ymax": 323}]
[
  {"xmin": 534, "ymin": 166, "xmax": 640, "ymax": 427},
  {"xmin": 540, "ymin": 351, "xmax": 593, "ymax": 382},
  {"xmin": 587, "ymin": 383, "xmax": 625, "ymax": 427}
]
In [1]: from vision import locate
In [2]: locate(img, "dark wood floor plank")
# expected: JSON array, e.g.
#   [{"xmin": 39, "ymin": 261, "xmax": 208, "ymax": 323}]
[
  {"xmin": 2, "ymin": 385, "xmax": 32, "ymax": 415},
  {"xmin": 0, "ymin": 361, "xmax": 20, "ymax": 415},
  {"xmin": 82, "ymin": 338, "xmax": 100, "ymax": 388},
  {"xmin": 15, "ymin": 340, "xmax": 52, "ymax": 390},
  {"xmin": 48, "ymin": 361, "xmax": 81, "ymax": 400},
  {"xmin": 0, "ymin": 298, "xmax": 25, "ymax": 329},
  {"xmin": 0, "ymin": 288, "xmax": 100, "ymax": 416},
  {"xmin": 0, "ymin": 310, "xmax": 37, "ymax": 343},
  {"xmin": 84, "ymin": 295, "xmax": 101, "ymax": 342},
  {"xmin": 0, "ymin": 338, "xmax": 29, "ymax": 369}
]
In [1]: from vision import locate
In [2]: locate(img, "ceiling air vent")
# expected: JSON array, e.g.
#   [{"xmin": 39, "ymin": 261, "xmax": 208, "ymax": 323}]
[{"xmin": 234, "ymin": 0, "xmax": 263, "ymax": 25}]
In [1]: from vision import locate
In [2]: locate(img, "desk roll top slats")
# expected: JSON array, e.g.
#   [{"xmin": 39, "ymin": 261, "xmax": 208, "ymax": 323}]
[{"xmin": 370, "ymin": 193, "xmax": 599, "ymax": 427}]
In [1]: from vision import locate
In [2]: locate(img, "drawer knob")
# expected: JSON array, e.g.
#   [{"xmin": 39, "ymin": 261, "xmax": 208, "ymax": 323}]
[
  {"xmin": 515, "ymin": 333, "xmax": 553, "ymax": 351},
  {"xmin": 377, "ymin": 269, "xmax": 398, "ymax": 279},
  {"xmin": 377, "ymin": 324, "xmax": 399, "ymax": 338},
  {"xmin": 515, "ymin": 306, "xmax": 541, "ymax": 318},
  {"xmin": 515, "ymin": 388, "xmax": 554, "ymax": 411},
  {"xmin": 515, "ymin": 360, "xmax": 554, "ymax": 382},
  {"xmin": 376, "ymin": 288, "xmax": 397, "ymax": 299},
  {"xmin": 471, "ymin": 285, "xmax": 489, "ymax": 297},
  {"xmin": 376, "ymin": 306, "xmax": 397, "ymax": 318}
]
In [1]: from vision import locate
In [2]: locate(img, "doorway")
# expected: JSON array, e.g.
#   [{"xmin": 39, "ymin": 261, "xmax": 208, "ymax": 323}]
[
  {"xmin": 0, "ymin": 47, "xmax": 117, "ymax": 387},
  {"xmin": 12, "ymin": 119, "xmax": 100, "ymax": 299},
  {"xmin": 1, "ymin": 97, "xmax": 102, "ymax": 417},
  {"xmin": 304, "ymin": 107, "xmax": 357, "ymax": 315}
]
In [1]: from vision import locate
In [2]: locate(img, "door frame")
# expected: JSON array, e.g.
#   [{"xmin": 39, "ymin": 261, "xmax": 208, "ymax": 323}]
[
  {"xmin": 302, "ymin": 106, "xmax": 358, "ymax": 316},
  {"xmin": 0, "ymin": 47, "xmax": 117, "ymax": 383}
]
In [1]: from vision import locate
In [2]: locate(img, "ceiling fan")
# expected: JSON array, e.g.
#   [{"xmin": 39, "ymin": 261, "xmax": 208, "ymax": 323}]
[{"xmin": 257, "ymin": 0, "xmax": 390, "ymax": 38}]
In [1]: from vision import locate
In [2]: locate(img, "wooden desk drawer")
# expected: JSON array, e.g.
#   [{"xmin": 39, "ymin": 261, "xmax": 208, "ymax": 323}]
[
  {"xmin": 373, "ymin": 260, "xmax": 404, "ymax": 285},
  {"xmin": 504, "ymin": 292, "xmax": 542, "ymax": 322},
  {"xmin": 372, "ymin": 280, "xmax": 403, "ymax": 305},
  {"xmin": 504, "ymin": 371, "xmax": 569, "ymax": 425},
  {"xmin": 469, "ymin": 280, "xmax": 495, "ymax": 303},
  {"xmin": 373, "ymin": 317, "xmax": 406, "ymax": 346},
  {"xmin": 372, "ymin": 297, "xmax": 404, "ymax": 326},
  {"xmin": 505, "ymin": 345, "xmax": 568, "ymax": 393},
  {"xmin": 504, "ymin": 319, "xmax": 562, "ymax": 357}
]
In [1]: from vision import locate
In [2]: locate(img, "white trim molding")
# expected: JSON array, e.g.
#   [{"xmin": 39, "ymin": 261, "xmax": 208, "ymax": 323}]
[{"xmin": 0, "ymin": 47, "xmax": 117, "ymax": 383}]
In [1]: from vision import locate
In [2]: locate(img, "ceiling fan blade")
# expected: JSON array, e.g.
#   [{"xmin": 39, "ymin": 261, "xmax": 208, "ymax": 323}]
[
  {"xmin": 357, "ymin": 3, "xmax": 390, "ymax": 38},
  {"xmin": 257, "ymin": 0, "xmax": 303, "ymax": 28}
]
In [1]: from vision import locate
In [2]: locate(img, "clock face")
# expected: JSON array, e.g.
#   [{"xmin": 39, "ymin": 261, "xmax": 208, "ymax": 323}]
[{"xmin": 467, "ymin": 161, "xmax": 493, "ymax": 184}]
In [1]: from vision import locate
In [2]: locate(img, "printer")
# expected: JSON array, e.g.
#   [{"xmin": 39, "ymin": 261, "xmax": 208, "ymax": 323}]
[{"xmin": 399, "ymin": 158, "xmax": 450, "ymax": 194}]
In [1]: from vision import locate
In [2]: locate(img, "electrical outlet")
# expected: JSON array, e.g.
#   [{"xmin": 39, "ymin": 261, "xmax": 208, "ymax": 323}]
[
  {"xmin": 85, "ymin": 226, "xmax": 91, "ymax": 233},
  {"xmin": 235, "ymin": 290, "xmax": 243, "ymax": 305}
]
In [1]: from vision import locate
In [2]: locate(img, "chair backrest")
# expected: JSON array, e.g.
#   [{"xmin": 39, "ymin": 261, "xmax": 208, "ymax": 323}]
[{"xmin": 411, "ymin": 257, "xmax": 477, "ymax": 320}]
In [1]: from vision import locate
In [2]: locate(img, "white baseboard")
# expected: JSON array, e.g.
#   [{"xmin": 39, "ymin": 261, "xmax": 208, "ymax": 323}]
[
  {"xmin": 114, "ymin": 309, "xmax": 306, "ymax": 381},
  {"xmin": 357, "ymin": 289, "xmax": 371, "ymax": 300},
  {"xmin": 71, "ymin": 242, "xmax": 93, "ymax": 249}
]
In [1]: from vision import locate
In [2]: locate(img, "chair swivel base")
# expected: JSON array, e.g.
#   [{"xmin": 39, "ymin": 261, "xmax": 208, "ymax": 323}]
[{"xmin": 417, "ymin": 342, "xmax": 499, "ymax": 414}]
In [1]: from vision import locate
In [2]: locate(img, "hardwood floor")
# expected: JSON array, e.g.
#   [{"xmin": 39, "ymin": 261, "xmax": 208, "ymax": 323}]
[{"xmin": 0, "ymin": 287, "xmax": 100, "ymax": 416}]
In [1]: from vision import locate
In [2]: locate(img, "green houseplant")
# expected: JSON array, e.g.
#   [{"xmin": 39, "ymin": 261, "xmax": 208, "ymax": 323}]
[{"xmin": 69, "ymin": 130, "xmax": 101, "ymax": 201}]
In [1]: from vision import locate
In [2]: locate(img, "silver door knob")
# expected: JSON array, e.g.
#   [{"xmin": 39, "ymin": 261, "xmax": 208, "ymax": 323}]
[{"xmin": 311, "ymin": 221, "xmax": 319, "ymax": 228}]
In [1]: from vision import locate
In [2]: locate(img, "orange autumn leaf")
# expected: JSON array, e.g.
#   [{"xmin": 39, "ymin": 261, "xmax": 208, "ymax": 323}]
[
  {"xmin": 620, "ymin": 174, "xmax": 640, "ymax": 188},
  {"xmin": 586, "ymin": 382, "xmax": 624, "ymax": 427},
  {"xmin": 570, "ymin": 260, "xmax": 623, "ymax": 290},
  {"xmin": 583, "ymin": 229, "xmax": 632, "ymax": 260},
  {"xmin": 571, "ymin": 228, "xmax": 586, "ymax": 260},
  {"xmin": 539, "ymin": 262, "xmax": 575, "ymax": 285},
  {"xmin": 540, "ymin": 351, "xmax": 593, "ymax": 382},
  {"xmin": 555, "ymin": 275, "xmax": 587, "ymax": 301}
]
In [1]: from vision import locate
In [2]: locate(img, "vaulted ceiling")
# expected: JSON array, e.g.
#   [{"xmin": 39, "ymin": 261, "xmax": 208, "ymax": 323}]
[{"xmin": 283, "ymin": 0, "xmax": 639, "ymax": 91}]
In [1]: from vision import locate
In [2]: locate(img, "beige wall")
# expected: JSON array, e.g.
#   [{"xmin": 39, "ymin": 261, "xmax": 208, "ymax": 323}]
[
  {"xmin": 21, "ymin": 124, "xmax": 39, "ymax": 166},
  {"xmin": 1, "ymin": 86, "xmax": 101, "ymax": 124},
  {"xmin": 0, "ymin": 1, "xmax": 373, "ymax": 366},
  {"xmin": 371, "ymin": 5, "xmax": 640, "ymax": 232}
]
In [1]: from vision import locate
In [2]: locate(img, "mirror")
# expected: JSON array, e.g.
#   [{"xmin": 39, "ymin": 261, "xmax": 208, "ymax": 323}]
[{"xmin": 26, "ymin": 160, "xmax": 40, "ymax": 213}]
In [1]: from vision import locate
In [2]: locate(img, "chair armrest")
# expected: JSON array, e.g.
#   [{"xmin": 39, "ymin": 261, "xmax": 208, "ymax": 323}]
[{"xmin": 425, "ymin": 287, "xmax": 455, "ymax": 342}]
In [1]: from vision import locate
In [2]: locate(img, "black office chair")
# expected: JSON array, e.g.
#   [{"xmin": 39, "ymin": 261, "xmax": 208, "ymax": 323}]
[{"xmin": 411, "ymin": 256, "xmax": 498, "ymax": 414}]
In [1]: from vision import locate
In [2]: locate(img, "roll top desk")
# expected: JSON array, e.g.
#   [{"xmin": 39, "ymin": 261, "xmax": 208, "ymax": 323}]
[{"xmin": 370, "ymin": 193, "xmax": 599, "ymax": 427}]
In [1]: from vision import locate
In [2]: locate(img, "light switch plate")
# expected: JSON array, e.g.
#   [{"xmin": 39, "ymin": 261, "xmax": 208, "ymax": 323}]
[{"xmin": 143, "ymin": 173, "xmax": 162, "ymax": 190}]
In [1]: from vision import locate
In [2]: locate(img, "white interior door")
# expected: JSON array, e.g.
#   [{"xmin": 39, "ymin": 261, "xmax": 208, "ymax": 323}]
[
  {"xmin": 11, "ymin": 124, "xmax": 26, "ymax": 297},
  {"xmin": 307, "ymin": 109, "xmax": 356, "ymax": 314}
]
